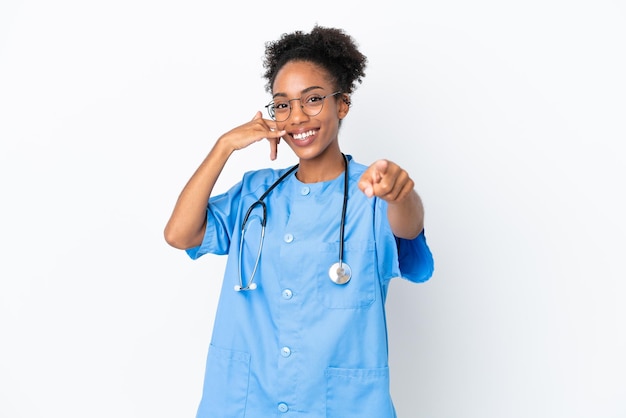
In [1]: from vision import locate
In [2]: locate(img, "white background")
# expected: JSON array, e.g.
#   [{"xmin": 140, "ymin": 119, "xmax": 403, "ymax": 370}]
[{"xmin": 1, "ymin": 1, "xmax": 625, "ymax": 417}]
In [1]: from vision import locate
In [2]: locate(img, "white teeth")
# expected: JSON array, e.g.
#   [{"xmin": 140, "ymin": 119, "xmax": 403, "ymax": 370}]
[{"xmin": 293, "ymin": 130, "xmax": 315, "ymax": 140}]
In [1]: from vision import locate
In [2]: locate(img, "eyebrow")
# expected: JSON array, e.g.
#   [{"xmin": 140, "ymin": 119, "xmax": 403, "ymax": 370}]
[{"xmin": 272, "ymin": 85, "xmax": 325, "ymax": 99}]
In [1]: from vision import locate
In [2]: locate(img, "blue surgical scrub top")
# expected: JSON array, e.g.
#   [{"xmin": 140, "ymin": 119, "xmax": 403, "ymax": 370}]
[{"xmin": 186, "ymin": 156, "xmax": 434, "ymax": 418}]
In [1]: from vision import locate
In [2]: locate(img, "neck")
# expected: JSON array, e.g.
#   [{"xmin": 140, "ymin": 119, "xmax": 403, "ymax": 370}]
[{"xmin": 296, "ymin": 152, "xmax": 346, "ymax": 183}]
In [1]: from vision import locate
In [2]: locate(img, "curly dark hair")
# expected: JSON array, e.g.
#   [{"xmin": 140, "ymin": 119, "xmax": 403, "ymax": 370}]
[{"xmin": 262, "ymin": 25, "xmax": 367, "ymax": 96}]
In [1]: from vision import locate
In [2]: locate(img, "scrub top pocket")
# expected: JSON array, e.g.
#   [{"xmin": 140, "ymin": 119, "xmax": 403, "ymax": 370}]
[
  {"xmin": 316, "ymin": 240, "xmax": 376, "ymax": 309},
  {"xmin": 196, "ymin": 344, "xmax": 250, "ymax": 418},
  {"xmin": 325, "ymin": 367, "xmax": 396, "ymax": 418}
]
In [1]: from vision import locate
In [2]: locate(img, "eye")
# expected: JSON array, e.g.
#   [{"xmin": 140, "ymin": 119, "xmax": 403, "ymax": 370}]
[
  {"xmin": 274, "ymin": 101, "xmax": 289, "ymax": 110},
  {"xmin": 305, "ymin": 94, "xmax": 324, "ymax": 104}
]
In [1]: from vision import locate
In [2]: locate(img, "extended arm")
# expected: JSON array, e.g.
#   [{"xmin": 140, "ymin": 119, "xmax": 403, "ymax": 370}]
[{"xmin": 358, "ymin": 159, "xmax": 424, "ymax": 239}]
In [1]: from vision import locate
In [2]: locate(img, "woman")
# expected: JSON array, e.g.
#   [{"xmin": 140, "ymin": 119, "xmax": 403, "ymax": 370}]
[{"xmin": 164, "ymin": 25, "xmax": 434, "ymax": 418}]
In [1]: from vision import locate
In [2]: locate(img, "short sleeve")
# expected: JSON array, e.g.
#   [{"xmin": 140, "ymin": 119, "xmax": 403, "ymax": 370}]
[
  {"xmin": 185, "ymin": 182, "xmax": 243, "ymax": 260},
  {"xmin": 396, "ymin": 230, "xmax": 434, "ymax": 283},
  {"xmin": 374, "ymin": 197, "xmax": 434, "ymax": 283}
]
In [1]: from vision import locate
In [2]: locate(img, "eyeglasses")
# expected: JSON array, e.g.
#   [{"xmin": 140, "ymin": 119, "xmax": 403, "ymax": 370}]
[{"xmin": 265, "ymin": 91, "xmax": 342, "ymax": 122}]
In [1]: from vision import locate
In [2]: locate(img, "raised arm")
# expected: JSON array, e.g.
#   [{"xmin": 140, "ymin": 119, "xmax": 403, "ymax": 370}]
[{"xmin": 163, "ymin": 112, "xmax": 285, "ymax": 249}]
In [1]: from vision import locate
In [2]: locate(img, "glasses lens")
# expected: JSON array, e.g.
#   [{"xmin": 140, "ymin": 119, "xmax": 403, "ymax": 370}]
[
  {"xmin": 302, "ymin": 94, "xmax": 325, "ymax": 116},
  {"xmin": 272, "ymin": 101, "xmax": 290, "ymax": 122}
]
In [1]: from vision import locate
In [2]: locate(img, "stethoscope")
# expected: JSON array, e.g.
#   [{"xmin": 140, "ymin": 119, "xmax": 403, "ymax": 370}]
[{"xmin": 235, "ymin": 153, "xmax": 352, "ymax": 291}]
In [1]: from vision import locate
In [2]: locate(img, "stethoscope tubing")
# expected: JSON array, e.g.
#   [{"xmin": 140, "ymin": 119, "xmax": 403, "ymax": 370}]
[
  {"xmin": 236, "ymin": 154, "xmax": 350, "ymax": 291},
  {"xmin": 236, "ymin": 165, "xmax": 298, "ymax": 291},
  {"xmin": 338, "ymin": 154, "xmax": 349, "ymax": 269}
]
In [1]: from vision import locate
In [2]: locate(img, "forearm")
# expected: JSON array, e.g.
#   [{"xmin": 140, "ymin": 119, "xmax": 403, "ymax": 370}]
[
  {"xmin": 163, "ymin": 139, "xmax": 234, "ymax": 249},
  {"xmin": 387, "ymin": 189, "xmax": 425, "ymax": 240}
]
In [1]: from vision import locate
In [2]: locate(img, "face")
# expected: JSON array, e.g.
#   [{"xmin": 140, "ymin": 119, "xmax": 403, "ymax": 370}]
[{"xmin": 270, "ymin": 61, "xmax": 349, "ymax": 163}]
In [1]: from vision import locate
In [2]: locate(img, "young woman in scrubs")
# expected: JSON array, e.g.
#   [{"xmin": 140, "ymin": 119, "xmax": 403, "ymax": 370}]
[{"xmin": 164, "ymin": 25, "xmax": 434, "ymax": 418}]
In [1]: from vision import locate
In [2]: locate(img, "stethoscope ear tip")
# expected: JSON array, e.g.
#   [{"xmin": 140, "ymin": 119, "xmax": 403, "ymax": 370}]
[{"xmin": 234, "ymin": 285, "xmax": 242, "ymax": 291}]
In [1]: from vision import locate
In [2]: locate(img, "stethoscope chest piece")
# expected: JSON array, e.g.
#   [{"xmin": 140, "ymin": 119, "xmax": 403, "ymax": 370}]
[{"xmin": 329, "ymin": 262, "xmax": 352, "ymax": 285}]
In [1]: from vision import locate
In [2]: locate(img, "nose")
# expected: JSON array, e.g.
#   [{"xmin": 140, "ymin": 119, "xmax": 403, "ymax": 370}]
[{"xmin": 288, "ymin": 100, "xmax": 309, "ymax": 123}]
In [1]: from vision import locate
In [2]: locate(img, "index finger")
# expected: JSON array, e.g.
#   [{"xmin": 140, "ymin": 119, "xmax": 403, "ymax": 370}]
[
  {"xmin": 359, "ymin": 159, "xmax": 389, "ymax": 186},
  {"xmin": 371, "ymin": 159, "xmax": 390, "ymax": 176}
]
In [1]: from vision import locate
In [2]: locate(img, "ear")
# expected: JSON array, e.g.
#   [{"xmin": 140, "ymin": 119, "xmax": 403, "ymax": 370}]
[{"xmin": 337, "ymin": 94, "xmax": 351, "ymax": 119}]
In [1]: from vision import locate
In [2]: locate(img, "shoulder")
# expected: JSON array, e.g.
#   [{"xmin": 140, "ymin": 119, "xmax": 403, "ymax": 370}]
[
  {"xmin": 240, "ymin": 165, "xmax": 298, "ymax": 194},
  {"xmin": 346, "ymin": 154, "xmax": 367, "ymax": 181}
]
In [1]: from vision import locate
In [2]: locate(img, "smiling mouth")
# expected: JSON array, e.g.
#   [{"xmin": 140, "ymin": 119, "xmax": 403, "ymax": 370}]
[{"xmin": 292, "ymin": 130, "xmax": 316, "ymax": 141}]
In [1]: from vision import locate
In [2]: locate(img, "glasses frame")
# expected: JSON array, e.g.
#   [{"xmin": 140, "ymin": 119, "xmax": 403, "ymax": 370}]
[{"xmin": 265, "ymin": 91, "xmax": 342, "ymax": 122}]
